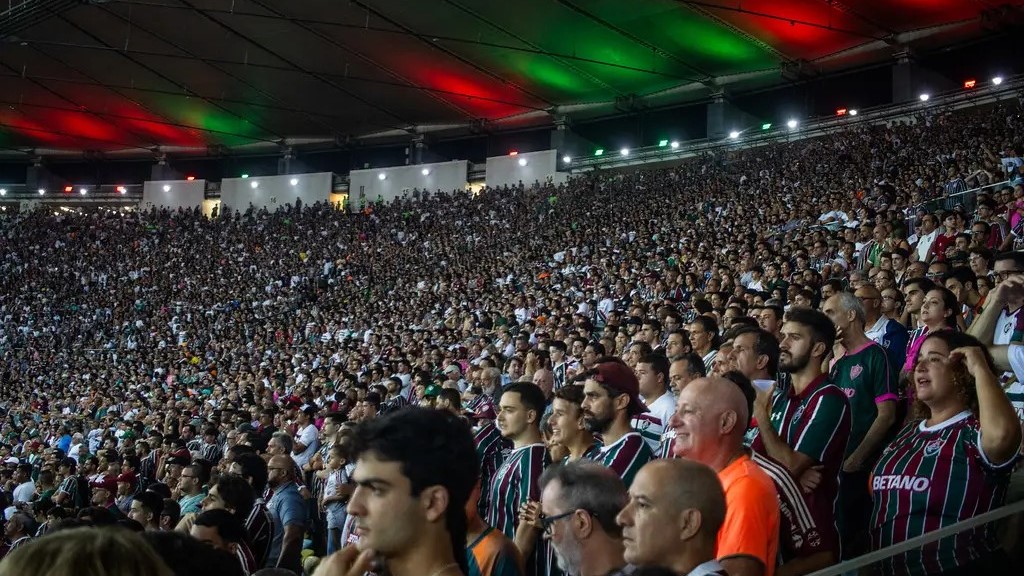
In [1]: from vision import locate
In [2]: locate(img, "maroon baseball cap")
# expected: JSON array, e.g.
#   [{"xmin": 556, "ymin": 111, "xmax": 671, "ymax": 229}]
[
  {"xmin": 464, "ymin": 401, "xmax": 496, "ymax": 421},
  {"xmin": 89, "ymin": 476, "xmax": 118, "ymax": 493},
  {"xmin": 592, "ymin": 360, "xmax": 648, "ymax": 416}
]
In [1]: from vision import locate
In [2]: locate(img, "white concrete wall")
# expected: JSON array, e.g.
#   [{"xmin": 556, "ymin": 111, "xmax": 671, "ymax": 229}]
[
  {"xmin": 348, "ymin": 160, "xmax": 467, "ymax": 209},
  {"xmin": 484, "ymin": 150, "xmax": 559, "ymax": 189},
  {"xmin": 142, "ymin": 180, "xmax": 205, "ymax": 211},
  {"xmin": 220, "ymin": 172, "xmax": 331, "ymax": 212}
]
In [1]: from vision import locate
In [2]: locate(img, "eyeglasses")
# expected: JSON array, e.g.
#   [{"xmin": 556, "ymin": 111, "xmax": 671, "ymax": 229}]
[
  {"xmin": 541, "ymin": 510, "xmax": 579, "ymax": 535},
  {"xmin": 995, "ymin": 270, "xmax": 1021, "ymax": 281}
]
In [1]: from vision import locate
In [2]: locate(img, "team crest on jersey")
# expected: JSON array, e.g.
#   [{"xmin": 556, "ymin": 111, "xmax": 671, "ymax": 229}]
[
  {"xmin": 793, "ymin": 404, "xmax": 806, "ymax": 421},
  {"xmin": 850, "ymin": 364, "xmax": 863, "ymax": 380},
  {"xmin": 1004, "ymin": 323, "xmax": 1013, "ymax": 335},
  {"xmin": 923, "ymin": 439, "xmax": 944, "ymax": 457}
]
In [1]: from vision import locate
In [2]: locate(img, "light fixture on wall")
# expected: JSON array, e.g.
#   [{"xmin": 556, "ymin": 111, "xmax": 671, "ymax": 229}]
[
  {"xmin": 163, "ymin": 185, "xmax": 171, "ymax": 192},
  {"xmin": 518, "ymin": 158, "xmax": 528, "ymax": 166},
  {"xmin": 290, "ymin": 178, "xmax": 298, "ymax": 186},
  {"xmin": 251, "ymin": 181, "xmax": 259, "ymax": 189},
  {"xmin": 421, "ymin": 168, "xmax": 430, "ymax": 176},
  {"xmin": 378, "ymin": 173, "xmax": 387, "ymax": 180}
]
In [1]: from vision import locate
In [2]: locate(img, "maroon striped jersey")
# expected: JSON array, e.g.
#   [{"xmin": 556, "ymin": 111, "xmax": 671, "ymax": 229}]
[
  {"xmin": 870, "ymin": 411, "xmax": 1019, "ymax": 575},
  {"xmin": 748, "ymin": 374, "xmax": 851, "ymax": 558},
  {"xmin": 485, "ymin": 442, "xmax": 551, "ymax": 576},
  {"xmin": 750, "ymin": 451, "xmax": 830, "ymax": 561}
]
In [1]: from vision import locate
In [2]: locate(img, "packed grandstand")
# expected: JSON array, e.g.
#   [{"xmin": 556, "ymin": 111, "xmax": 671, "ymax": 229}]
[{"xmin": 1, "ymin": 93, "xmax": 1024, "ymax": 576}]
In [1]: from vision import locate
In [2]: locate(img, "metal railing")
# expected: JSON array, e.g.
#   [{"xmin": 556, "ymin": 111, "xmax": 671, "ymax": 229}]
[
  {"xmin": 902, "ymin": 179, "xmax": 1011, "ymax": 238},
  {"xmin": 807, "ymin": 498, "xmax": 1024, "ymax": 576}
]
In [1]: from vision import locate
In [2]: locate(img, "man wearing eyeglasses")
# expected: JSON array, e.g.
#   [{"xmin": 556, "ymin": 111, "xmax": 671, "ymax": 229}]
[{"xmin": 537, "ymin": 460, "xmax": 627, "ymax": 576}]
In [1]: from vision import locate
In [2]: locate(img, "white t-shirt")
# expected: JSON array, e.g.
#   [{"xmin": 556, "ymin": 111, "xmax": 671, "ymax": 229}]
[
  {"xmin": 291, "ymin": 424, "xmax": 319, "ymax": 468},
  {"xmin": 13, "ymin": 480, "xmax": 35, "ymax": 504},
  {"xmin": 632, "ymin": 391, "xmax": 677, "ymax": 452},
  {"xmin": 1002, "ymin": 344, "xmax": 1024, "ymax": 420}
]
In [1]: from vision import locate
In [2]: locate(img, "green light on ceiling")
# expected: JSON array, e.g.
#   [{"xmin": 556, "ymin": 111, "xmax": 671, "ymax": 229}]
[
  {"xmin": 241, "ymin": 174, "xmax": 249, "ymax": 179},
  {"xmin": 658, "ymin": 139, "xmax": 668, "ymax": 147},
  {"xmin": 594, "ymin": 149, "xmax": 604, "ymax": 156},
  {"xmin": 761, "ymin": 123, "xmax": 772, "ymax": 130}
]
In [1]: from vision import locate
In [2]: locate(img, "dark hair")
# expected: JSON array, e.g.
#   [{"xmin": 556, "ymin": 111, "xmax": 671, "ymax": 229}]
[
  {"xmin": 438, "ymin": 387, "xmax": 462, "ymax": 408},
  {"xmin": 641, "ymin": 317, "xmax": 662, "ymax": 333},
  {"xmin": 145, "ymin": 530, "xmax": 245, "ymax": 576},
  {"xmin": 161, "ymin": 499, "xmax": 181, "ymax": 527},
  {"xmin": 134, "ymin": 491, "xmax": 164, "ymax": 519},
  {"xmin": 213, "ymin": 474, "xmax": 256, "ymax": 518},
  {"xmin": 553, "ymin": 382, "xmax": 585, "ymax": 406},
  {"xmin": 925, "ymin": 286, "xmax": 960, "ymax": 328},
  {"xmin": 994, "ymin": 251, "xmax": 1024, "ymax": 270},
  {"xmin": 350, "ymin": 408, "xmax": 477, "ymax": 576},
  {"xmin": 911, "ymin": 332, "xmax": 993, "ymax": 419},
  {"xmin": 193, "ymin": 509, "xmax": 249, "ymax": 546},
  {"xmin": 783, "ymin": 307, "xmax": 836, "ymax": 356},
  {"xmin": 673, "ymin": 352, "xmax": 707, "ymax": 378},
  {"xmin": 689, "ymin": 315, "xmax": 721, "ymax": 349},
  {"xmin": 585, "ymin": 341, "xmax": 606, "ymax": 356},
  {"xmin": 904, "ymin": 277, "xmax": 936, "ymax": 295},
  {"xmin": 728, "ymin": 325, "xmax": 780, "ymax": 376},
  {"xmin": 637, "ymin": 354, "xmax": 670, "ymax": 391},
  {"xmin": 627, "ymin": 341, "xmax": 653, "ymax": 358},
  {"xmin": 501, "ymin": 382, "xmax": 547, "ymax": 419},
  {"xmin": 232, "ymin": 453, "xmax": 268, "ymax": 496},
  {"xmin": 943, "ymin": 267, "xmax": 977, "ymax": 288}
]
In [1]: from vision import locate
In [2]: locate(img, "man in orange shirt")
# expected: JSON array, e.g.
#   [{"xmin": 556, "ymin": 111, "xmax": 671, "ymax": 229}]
[{"xmin": 668, "ymin": 375, "xmax": 780, "ymax": 576}]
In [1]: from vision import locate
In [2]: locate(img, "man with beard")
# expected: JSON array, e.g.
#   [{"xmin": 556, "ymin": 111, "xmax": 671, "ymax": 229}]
[
  {"xmin": 580, "ymin": 358, "xmax": 654, "ymax": 487},
  {"xmin": 538, "ymin": 460, "xmax": 627, "ymax": 576},
  {"xmin": 487, "ymin": 382, "xmax": 551, "ymax": 576},
  {"xmin": 747, "ymin": 308, "xmax": 851, "ymax": 567}
]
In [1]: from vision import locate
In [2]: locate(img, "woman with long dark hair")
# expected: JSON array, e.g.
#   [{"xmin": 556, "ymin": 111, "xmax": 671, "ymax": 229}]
[{"xmin": 870, "ymin": 331, "xmax": 1021, "ymax": 575}]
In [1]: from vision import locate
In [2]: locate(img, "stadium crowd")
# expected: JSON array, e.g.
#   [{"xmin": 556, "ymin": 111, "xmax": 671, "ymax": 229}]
[{"xmin": 0, "ymin": 98, "xmax": 1023, "ymax": 576}]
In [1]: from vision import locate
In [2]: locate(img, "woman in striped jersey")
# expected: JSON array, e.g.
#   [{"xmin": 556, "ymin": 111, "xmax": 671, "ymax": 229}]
[{"xmin": 870, "ymin": 332, "xmax": 1022, "ymax": 575}]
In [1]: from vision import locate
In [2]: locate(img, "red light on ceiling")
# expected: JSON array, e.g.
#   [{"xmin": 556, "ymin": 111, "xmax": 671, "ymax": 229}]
[
  {"xmin": 63, "ymin": 186, "xmax": 73, "ymax": 193},
  {"xmin": 186, "ymin": 176, "xmax": 196, "ymax": 181},
  {"xmin": 836, "ymin": 108, "xmax": 847, "ymax": 116},
  {"xmin": 964, "ymin": 79, "xmax": 977, "ymax": 89},
  {"xmin": 116, "ymin": 186, "xmax": 127, "ymax": 194},
  {"xmin": 509, "ymin": 151, "xmax": 518, "ymax": 156}
]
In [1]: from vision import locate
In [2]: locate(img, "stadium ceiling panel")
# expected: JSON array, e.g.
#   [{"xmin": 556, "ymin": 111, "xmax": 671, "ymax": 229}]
[{"xmin": 0, "ymin": 0, "xmax": 1019, "ymax": 155}]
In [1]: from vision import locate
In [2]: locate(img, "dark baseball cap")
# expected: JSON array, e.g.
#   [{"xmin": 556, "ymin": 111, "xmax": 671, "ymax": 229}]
[{"xmin": 591, "ymin": 360, "xmax": 648, "ymax": 416}]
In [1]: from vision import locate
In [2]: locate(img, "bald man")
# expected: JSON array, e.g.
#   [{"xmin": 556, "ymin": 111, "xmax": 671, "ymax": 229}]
[
  {"xmin": 669, "ymin": 376, "xmax": 779, "ymax": 576},
  {"xmin": 857, "ymin": 284, "xmax": 908, "ymax": 370},
  {"xmin": 265, "ymin": 454, "xmax": 306, "ymax": 572},
  {"xmin": 616, "ymin": 459, "xmax": 728, "ymax": 576}
]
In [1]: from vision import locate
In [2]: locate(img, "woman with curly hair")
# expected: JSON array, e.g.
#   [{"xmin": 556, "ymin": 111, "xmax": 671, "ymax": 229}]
[{"xmin": 870, "ymin": 331, "xmax": 1022, "ymax": 575}]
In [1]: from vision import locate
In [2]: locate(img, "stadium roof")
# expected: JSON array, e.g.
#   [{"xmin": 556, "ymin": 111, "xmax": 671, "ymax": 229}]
[{"xmin": 0, "ymin": 0, "xmax": 1021, "ymax": 156}]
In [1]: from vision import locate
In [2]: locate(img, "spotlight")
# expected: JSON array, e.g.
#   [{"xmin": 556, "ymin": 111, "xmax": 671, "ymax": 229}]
[
  {"xmin": 509, "ymin": 151, "xmax": 518, "ymax": 156},
  {"xmin": 64, "ymin": 186, "xmax": 73, "ymax": 193},
  {"xmin": 849, "ymin": 109, "xmax": 858, "ymax": 116},
  {"xmin": 241, "ymin": 174, "xmax": 249, "ymax": 179},
  {"xmin": 38, "ymin": 189, "xmax": 45, "ymax": 195},
  {"xmin": 79, "ymin": 188, "xmax": 87, "ymax": 195},
  {"xmin": 518, "ymin": 158, "xmax": 528, "ymax": 166},
  {"xmin": 993, "ymin": 76, "xmax": 1004, "ymax": 85},
  {"xmin": 964, "ymin": 79, "xmax": 977, "ymax": 89},
  {"xmin": 787, "ymin": 119, "xmax": 798, "ymax": 129},
  {"xmin": 620, "ymin": 148, "xmax": 629, "ymax": 157},
  {"xmin": 421, "ymin": 168, "xmax": 430, "ymax": 176},
  {"xmin": 250, "ymin": 181, "xmax": 259, "ymax": 189},
  {"xmin": 919, "ymin": 93, "xmax": 930, "ymax": 102},
  {"xmin": 163, "ymin": 185, "xmax": 171, "ymax": 192},
  {"xmin": 670, "ymin": 141, "xmax": 679, "ymax": 149},
  {"xmin": 289, "ymin": 178, "xmax": 298, "ymax": 186},
  {"xmin": 378, "ymin": 173, "xmax": 386, "ymax": 180},
  {"xmin": 0, "ymin": 189, "xmax": 6, "ymax": 196},
  {"xmin": 728, "ymin": 131, "xmax": 740, "ymax": 140},
  {"xmin": 117, "ymin": 186, "xmax": 127, "ymax": 194},
  {"xmin": 186, "ymin": 176, "xmax": 196, "ymax": 181},
  {"xmin": 562, "ymin": 155, "xmax": 571, "ymax": 163}
]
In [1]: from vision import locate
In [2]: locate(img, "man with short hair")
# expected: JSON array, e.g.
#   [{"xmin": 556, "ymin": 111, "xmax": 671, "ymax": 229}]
[
  {"xmin": 748, "ymin": 308, "xmax": 851, "ymax": 568},
  {"xmin": 129, "ymin": 490, "xmax": 163, "ymax": 530},
  {"xmin": 549, "ymin": 385, "xmax": 600, "ymax": 462},
  {"xmin": 4, "ymin": 511, "xmax": 34, "ymax": 554},
  {"xmin": 316, "ymin": 408, "xmax": 477, "ymax": 576},
  {"xmin": 178, "ymin": 463, "xmax": 207, "ymax": 515},
  {"xmin": 229, "ymin": 452, "xmax": 272, "ymax": 566},
  {"xmin": 539, "ymin": 460, "xmax": 628, "ymax": 576},
  {"xmin": 580, "ymin": 358, "xmax": 654, "ymax": 486},
  {"xmin": 900, "ymin": 277, "xmax": 935, "ymax": 329},
  {"xmin": 858, "ymin": 285, "xmax": 909, "ymax": 370},
  {"xmin": 191, "ymin": 508, "xmax": 258, "ymax": 575},
  {"xmin": 488, "ymin": 382, "xmax": 551, "ymax": 576},
  {"xmin": 670, "ymin": 376, "xmax": 779, "ymax": 576},
  {"xmin": 616, "ymin": 459, "xmax": 729, "ymax": 576},
  {"xmin": 633, "ymin": 354, "xmax": 676, "ymax": 453},
  {"xmin": 664, "ymin": 329, "xmax": 691, "ymax": 360},
  {"xmin": 291, "ymin": 405, "xmax": 319, "ymax": 469}
]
